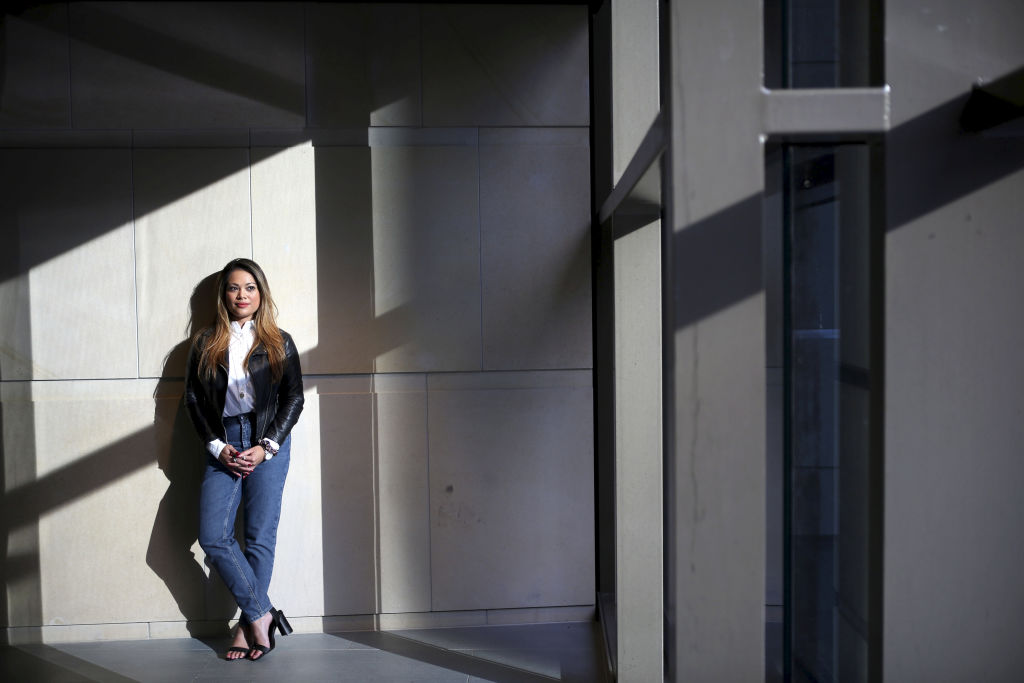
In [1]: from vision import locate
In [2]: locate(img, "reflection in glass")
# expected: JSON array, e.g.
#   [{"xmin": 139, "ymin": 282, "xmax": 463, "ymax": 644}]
[{"xmin": 784, "ymin": 145, "xmax": 877, "ymax": 682}]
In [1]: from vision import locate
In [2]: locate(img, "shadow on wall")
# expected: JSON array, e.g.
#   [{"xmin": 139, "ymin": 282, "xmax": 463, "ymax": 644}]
[
  {"xmin": 672, "ymin": 195, "xmax": 763, "ymax": 331},
  {"xmin": 2, "ymin": 4, "xmax": 595, "ymax": 656},
  {"xmin": 0, "ymin": 272, "xmax": 237, "ymax": 638},
  {"xmin": 0, "ymin": 3, "xmax": 348, "ymax": 638},
  {"xmin": 887, "ymin": 80, "xmax": 1024, "ymax": 231},
  {"xmin": 668, "ymin": 74, "xmax": 1024, "ymax": 334},
  {"xmin": 69, "ymin": 4, "xmax": 305, "ymax": 118},
  {"xmin": 313, "ymin": 147, "xmax": 379, "ymax": 617},
  {"xmin": 146, "ymin": 272, "xmax": 237, "ymax": 638},
  {"xmin": 1, "ymin": 0, "xmax": 1021, "ymax": 647}
]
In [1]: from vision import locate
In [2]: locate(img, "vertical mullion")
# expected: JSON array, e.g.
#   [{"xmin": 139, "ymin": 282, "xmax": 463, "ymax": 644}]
[{"xmin": 781, "ymin": 143, "xmax": 795, "ymax": 683}]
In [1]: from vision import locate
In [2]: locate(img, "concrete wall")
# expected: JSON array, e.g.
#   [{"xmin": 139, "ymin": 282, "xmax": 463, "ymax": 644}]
[
  {"xmin": 608, "ymin": 3, "xmax": 664, "ymax": 681},
  {"xmin": 613, "ymin": 219, "xmax": 663, "ymax": 682},
  {"xmin": 884, "ymin": 0, "xmax": 1024, "ymax": 678},
  {"xmin": 0, "ymin": 2, "xmax": 594, "ymax": 642},
  {"xmin": 666, "ymin": 0, "xmax": 767, "ymax": 679}
]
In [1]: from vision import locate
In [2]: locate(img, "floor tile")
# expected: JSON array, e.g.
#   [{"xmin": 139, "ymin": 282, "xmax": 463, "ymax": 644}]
[
  {"xmin": 54, "ymin": 640, "xmax": 214, "ymax": 681},
  {"xmin": 393, "ymin": 622, "xmax": 598, "ymax": 652},
  {"xmin": 0, "ymin": 643, "xmax": 135, "ymax": 682},
  {"xmin": 0, "ymin": 622, "xmax": 605, "ymax": 682}
]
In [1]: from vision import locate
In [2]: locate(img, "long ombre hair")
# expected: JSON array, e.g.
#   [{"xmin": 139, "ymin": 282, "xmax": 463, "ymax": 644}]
[{"xmin": 194, "ymin": 258, "xmax": 286, "ymax": 382}]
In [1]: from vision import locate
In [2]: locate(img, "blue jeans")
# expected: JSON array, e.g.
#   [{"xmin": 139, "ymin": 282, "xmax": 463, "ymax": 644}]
[{"xmin": 198, "ymin": 413, "xmax": 291, "ymax": 624}]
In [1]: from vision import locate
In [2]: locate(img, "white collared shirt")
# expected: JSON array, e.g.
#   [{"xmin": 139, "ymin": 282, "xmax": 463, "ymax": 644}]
[
  {"xmin": 206, "ymin": 321, "xmax": 278, "ymax": 458},
  {"xmin": 223, "ymin": 320, "xmax": 257, "ymax": 417}
]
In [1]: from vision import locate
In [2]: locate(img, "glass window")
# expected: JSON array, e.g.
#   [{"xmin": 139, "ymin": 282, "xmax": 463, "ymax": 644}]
[
  {"xmin": 780, "ymin": 144, "xmax": 880, "ymax": 682},
  {"xmin": 764, "ymin": 0, "xmax": 883, "ymax": 88}
]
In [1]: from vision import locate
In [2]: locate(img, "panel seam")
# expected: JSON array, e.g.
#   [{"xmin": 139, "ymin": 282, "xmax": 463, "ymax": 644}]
[{"xmin": 131, "ymin": 133, "xmax": 141, "ymax": 378}]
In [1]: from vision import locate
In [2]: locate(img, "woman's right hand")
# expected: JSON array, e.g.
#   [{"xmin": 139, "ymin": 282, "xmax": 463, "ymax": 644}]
[{"xmin": 219, "ymin": 444, "xmax": 254, "ymax": 478}]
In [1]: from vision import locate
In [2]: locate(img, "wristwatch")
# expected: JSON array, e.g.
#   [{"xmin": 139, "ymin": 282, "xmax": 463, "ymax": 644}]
[{"xmin": 259, "ymin": 438, "xmax": 278, "ymax": 460}]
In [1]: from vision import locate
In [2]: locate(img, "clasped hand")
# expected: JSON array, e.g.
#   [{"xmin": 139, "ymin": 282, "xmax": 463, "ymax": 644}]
[{"xmin": 220, "ymin": 444, "xmax": 266, "ymax": 478}]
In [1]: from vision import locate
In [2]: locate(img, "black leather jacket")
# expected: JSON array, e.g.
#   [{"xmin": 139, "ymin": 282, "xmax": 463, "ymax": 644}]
[{"xmin": 184, "ymin": 328, "xmax": 304, "ymax": 449}]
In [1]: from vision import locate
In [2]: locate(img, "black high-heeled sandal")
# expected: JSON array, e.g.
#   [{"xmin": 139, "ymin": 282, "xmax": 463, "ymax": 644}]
[
  {"xmin": 225, "ymin": 624, "xmax": 251, "ymax": 661},
  {"xmin": 248, "ymin": 609, "xmax": 292, "ymax": 661},
  {"xmin": 273, "ymin": 608, "xmax": 293, "ymax": 636}
]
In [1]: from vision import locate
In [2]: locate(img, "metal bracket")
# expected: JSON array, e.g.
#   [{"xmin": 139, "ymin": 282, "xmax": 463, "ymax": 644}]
[{"xmin": 762, "ymin": 87, "xmax": 891, "ymax": 137}]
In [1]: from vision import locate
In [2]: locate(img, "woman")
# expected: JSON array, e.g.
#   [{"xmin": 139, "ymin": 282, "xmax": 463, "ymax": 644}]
[{"xmin": 184, "ymin": 258, "xmax": 304, "ymax": 661}]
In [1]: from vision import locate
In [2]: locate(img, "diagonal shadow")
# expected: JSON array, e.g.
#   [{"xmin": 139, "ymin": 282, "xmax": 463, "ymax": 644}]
[
  {"xmin": 338, "ymin": 630, "xmax": 564, "ymax": 683},
  {"xmin": 671, "ymin": 75, "xmax": 1024, "ymax": 331},
  {"xmin": 0, "ymin": 6, "xmax": 421, "ymax": 639},
  {"xmin": 68, "ymin": 4, "xmax": 304, "ymax": 116},
  {"xmin": 0, "ymin": 5, "xmax": 300, "ymax": 284},
  {"xmin": 673, "ymin": 195, "xmax": 764, "ymax": 330},
  {"xmin": 2, "ymin": 4, "xmax": 1022, "ymax": 667},
  {"xmin": 2, "ymin": 1, "xmax": 465, "ymax": 649},
  {"xmin": 887, "ymin": 85, "xmax": 1024, "ymax": 231},
  {"xmin": 0, "ymin": 427, "xmax": 159, "ymax": 535},
  {"xmin": 0, "ymin": 642, "xmax": 136, "ymax": 682}
]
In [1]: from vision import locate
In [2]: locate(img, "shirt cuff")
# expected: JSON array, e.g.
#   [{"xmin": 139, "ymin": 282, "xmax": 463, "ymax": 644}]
[
  {"xmin": 261, "ymin": 438, "xmax": 280, "ymax": 453},
  {"xmin": 207, "ymin": 439, "xmax": 227, "ymax": 458}
]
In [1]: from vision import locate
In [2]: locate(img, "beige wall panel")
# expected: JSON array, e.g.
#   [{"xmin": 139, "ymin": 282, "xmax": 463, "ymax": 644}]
[
  {"xmin": 421, "ymin": 5, "xmax": 589, "ymax": 126},
  {"xmin": 428, "ymin": 369, "xmax": 593, "ymax": 394},
  {"xmin": 25, "ymin": 231, "xmax": 138, "ymax": 380},
  {"xmin": 317, "ymin": 383, "xmax": 377, "ymax": 615},
  {"xmin": 611, "ymin": 0, "xmax": 660, "ymax": 183},
  {"xmin": 886, "ymin": 174, "xmax": 1024, "ymax": 679},
  {"xmin": 68, "ymin": 2, "xmax": 304, "ymax": 129},
  {"xmin": 671, "ymin": 298, "xmax": 767, "ymax": 677},
  {"xmin": 294, "ymin": 146, "xmax": 376, "ymax": 373},
  {"xmin": 306, "ymin": 4, "xmax": 421, "ymax": 127},
  {"xmin": 886, "ymin": 0, "xmax": 1024, "ymax": 128},
  {"xmin": 480, "ymin": 128, "xmax": 593, "ymax": 371},
  {"xmin": 378, "ymin": 610, "xmax": 485, "ymax": 630},
  {"xmin": 427, "ymin": 371, "xmax": 594, "ymax": 611},
  {"xmin": 0, "ymin": 5, "xmax": 70, "ymax": 127},
  {"xmin": 18, "ymin": 380, "xmax": 185, "ymax": 624},
  {"xmin": 613, "ymin": 222, "xmax": 663, "ymax": 681},
  {"xmin": 370, "ymin": 139, "xmax": 481, "ymax": 373},
  {"xmin": 251, "ymin": 144, "xmax": 319, "ymax": 362},
  {"xmin": 268, "ymin": 386, "xmax": 326, "ymax": 619},
  {"xmin": 484, "ymin": 605, "xmax": 595, "ymax": 626},
  {"xmin": 668, "ymin": 0, "xmax": 766, "ymax": 677},
  {"xmin": 134, "ymin": 148, "xmax": 251, "ymax": 378},
  {"xmin": 0, "ymin": 149, "xmax": 136, "ymax": 380},
  {"xmin": 375, "ymin": 374, "xmax": 431, "ymax": 613},
  {"xmin": 885, "ymin": 1, "xmax": 1024, "ymax": 678}
]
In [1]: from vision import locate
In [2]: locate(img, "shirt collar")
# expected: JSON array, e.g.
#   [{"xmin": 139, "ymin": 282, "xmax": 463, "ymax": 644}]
[{"xmin": 230, "ymin": 320, "xmax": 255, "ymax": 334}]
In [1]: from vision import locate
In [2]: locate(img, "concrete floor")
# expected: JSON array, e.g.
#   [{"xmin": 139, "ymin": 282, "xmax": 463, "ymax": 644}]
[{"xmin": 0, "ymin": 621, "xmax": 609, "ymax": 683}]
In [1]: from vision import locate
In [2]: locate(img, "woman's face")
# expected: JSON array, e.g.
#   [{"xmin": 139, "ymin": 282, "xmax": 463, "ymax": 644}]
[{"xmin": 224, "ymin": 268, "xmax": 261, "ymax": 324}]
